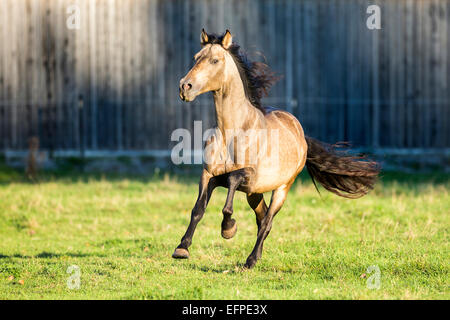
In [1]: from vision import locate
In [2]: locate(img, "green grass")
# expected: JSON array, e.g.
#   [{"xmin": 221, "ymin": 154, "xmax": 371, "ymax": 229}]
[{"xmin": 0, "ymin": 165, "xmax": 448, "ymax": 299}]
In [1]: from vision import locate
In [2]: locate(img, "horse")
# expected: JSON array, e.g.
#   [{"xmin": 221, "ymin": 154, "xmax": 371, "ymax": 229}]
[{"xmin": 173, "ymin": 29, "xmax": 380, "ymax": 269}]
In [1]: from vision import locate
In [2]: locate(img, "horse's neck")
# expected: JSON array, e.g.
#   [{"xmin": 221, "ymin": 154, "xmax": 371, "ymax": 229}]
[{"xmin": 213, "ymin": 77, "xmax": 264, "ymax": 136}]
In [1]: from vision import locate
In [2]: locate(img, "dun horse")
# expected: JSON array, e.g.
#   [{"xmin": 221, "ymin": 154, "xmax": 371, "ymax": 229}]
[{"xmin": 173, "ymin": 29, "xmax": 380, "ymax": 268}]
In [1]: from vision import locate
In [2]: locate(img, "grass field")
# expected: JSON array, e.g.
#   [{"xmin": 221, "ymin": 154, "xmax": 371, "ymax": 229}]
[{"xmin": 0, "ymin": 165, "xmax": 448, "ymax": 300}]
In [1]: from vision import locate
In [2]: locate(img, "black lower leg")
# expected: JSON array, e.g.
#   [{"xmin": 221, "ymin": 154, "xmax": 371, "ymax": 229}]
[
  {"xmin": 173, "ymin": 173, "xmax": 217, "ymax": 258},
  {"xmin": 244, "ymin": 218, "xmax": 273, "ymax": 267},
  {"xmin": 244, "ymin": 186, "xmax": 289, "ymax": 268},
  {"xmin": 221, "ymin": 169, "xmax": 251, "ymax": 239}
]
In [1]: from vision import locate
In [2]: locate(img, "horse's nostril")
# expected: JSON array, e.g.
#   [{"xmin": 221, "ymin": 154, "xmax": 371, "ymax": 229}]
[{"xmin": 183, "ymin": 83, "xmax": 192, "ymax": 91}]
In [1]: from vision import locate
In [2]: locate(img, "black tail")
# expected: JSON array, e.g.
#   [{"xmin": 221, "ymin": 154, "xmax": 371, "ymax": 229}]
[{"xmin": 305, "ymin": 136, "xmax": 380, "ymax": 199}]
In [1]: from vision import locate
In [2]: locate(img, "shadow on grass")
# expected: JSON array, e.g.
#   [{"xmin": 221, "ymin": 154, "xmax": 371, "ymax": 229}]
[
  {"xmin": 183, "ymin": 262, "xmax": 248, "ymax": 274},
  {"xmin": 0, "ymin": 251, "xmax": 107, "ymax": 259},
  {"xmin": 0, "ymin": 160, "xmax": 205, "ymax": 186}
]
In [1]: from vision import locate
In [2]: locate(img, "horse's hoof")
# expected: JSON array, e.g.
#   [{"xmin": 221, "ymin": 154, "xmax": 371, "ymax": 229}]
[
  {"xmin": 221, "ymin": 219, "xmax": 237, "ymax": 239},
  {"xmin": 244, "ymin": 257, "xmax": 257, "ymax": 269},
  {"xmin": 172, "ymin": 247, "xmax": 189, "ymax": 259}
]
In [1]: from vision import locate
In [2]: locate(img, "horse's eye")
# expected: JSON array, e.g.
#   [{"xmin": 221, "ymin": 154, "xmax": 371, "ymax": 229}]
[{"xmin": 211, "ymin": 59, "xmax": 219, "ymax": 64}]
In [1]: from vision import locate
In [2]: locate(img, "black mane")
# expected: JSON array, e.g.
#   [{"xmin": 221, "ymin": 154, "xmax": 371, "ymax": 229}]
[{"xmin": 203, "ymin": 31, "xmax": 279, "ymax": 114}]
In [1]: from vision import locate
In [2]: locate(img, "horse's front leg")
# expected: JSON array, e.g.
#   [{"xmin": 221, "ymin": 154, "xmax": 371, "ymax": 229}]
[
  {"xmin": 172, "ymin": 169, "xmax": 217, "ymax": 259},
  {"xmin": 221, "ymin": 168, "xmax": 254, "ymax": 239},
  {"xmin": 244, "ymin": 183, "xmax": 291, "ymax": 269}
]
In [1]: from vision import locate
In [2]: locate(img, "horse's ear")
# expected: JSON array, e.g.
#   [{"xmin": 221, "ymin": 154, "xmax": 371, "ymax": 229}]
[
  {"xmin": 221, "ymin": 30, "xmax": 232, "ymax": 49},
  {"xmin": 200, "ymin": 28, "xmax": 209, "ymax": 46}
]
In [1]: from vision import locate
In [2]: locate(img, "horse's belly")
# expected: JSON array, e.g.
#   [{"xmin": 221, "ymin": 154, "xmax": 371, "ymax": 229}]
[{"xmin": 251, "ymin": 146, "xmax": 306, "ymax": 193}]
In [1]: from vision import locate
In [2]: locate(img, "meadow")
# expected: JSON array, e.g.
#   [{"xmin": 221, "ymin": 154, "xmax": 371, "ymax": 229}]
[{"xmin": 0, "ymin": 164, "xmax": 448, "ymax": 299}]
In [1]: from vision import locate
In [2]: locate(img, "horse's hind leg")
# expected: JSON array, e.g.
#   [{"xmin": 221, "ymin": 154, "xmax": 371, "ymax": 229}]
[
  {"xmin": 246, "ymin": 193, "xmax": 268, "ymax": 233},
  {"xmin": 244, "ymin": 183, "xmax": 291, "ymax": 269},
  {"xmin": 221, "ymin": 168, "xmax": 253, "ymax": 239},
  {"xmin": 172, "ymin": 169, "xmax": 217, "ymax": 259}
]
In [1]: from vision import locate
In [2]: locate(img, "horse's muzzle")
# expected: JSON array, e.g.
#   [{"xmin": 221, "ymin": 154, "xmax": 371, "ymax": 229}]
[
  {"xmin": 179, "ymin": 87, "xmax": 186, "ymax": 101},
  {"xmin": 179, "ymin": 81, "xmax": 193, "ymax": 102}
]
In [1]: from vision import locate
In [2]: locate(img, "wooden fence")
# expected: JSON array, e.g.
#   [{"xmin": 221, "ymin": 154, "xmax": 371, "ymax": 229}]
[{"xmin": 0, "ymin": 0, "xmax": 449, "ymax": 154}]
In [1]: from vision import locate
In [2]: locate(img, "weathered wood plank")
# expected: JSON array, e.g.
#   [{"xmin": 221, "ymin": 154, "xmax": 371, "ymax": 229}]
[
  {"xmin": 0, "ymin": 0, "xmax": 5, "ymax": 148},
  {"xmin": 0, "ymin": 0, "xmax": 448, "ymax": 154}
]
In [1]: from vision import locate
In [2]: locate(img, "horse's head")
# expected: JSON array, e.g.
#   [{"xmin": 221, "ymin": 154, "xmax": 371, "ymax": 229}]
[{"xmin": 179, "ymin": 29, "xmax": 234, "ymax": 102}]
